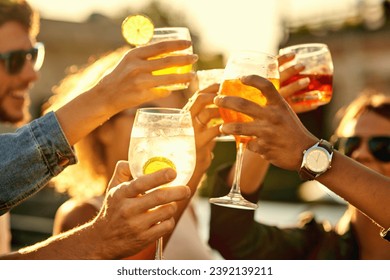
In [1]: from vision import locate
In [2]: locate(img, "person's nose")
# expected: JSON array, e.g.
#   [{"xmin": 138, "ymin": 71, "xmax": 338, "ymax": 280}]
[
  {"xmin": 351, "ymin": 139, "xmax": 372, "ymax": 162},
  {"xmin": 20, "ymin": 59, "xmax": 39, "ymax": 82}
]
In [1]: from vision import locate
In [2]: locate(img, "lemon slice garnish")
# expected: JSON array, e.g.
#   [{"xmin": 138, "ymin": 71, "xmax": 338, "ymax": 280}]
[
  {"xmin": 121, "ymin": 14, "xmax": 154, "ymax": 46},
  {"xmin": 143, "ymin": 156, "xmax": 176, "ymax": 175}
]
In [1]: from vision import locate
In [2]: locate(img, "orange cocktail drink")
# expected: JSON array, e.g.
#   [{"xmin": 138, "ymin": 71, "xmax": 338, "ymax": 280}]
[
  {"xmin": 219, "ymin": 78, "xmax": 280, "ymax": 145},
  {"xmin": 209, "ymin": 50, "xmax": 279, "ymax": 210}
]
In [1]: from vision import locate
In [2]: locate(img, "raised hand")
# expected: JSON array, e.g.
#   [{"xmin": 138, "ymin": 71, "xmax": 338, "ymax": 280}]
[
  {"xmin": 214, "ymin": 75, "xmax": 318, "ymax": 171},
  {"xmin": 95, "ymin": 161, "xmax": 191, "ymax": 259}
]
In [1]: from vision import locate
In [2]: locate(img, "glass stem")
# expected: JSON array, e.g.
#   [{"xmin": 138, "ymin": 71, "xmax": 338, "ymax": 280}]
[
  {"xmin": 229, "ymin": 141, "xmax": 246, "ymax": 196},
  {"xmin": 155, "ymin": 237, "xmax": 163, "ymax": 260}
]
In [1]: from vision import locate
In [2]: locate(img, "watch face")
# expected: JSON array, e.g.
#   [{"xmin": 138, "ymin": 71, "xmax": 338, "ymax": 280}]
[{"xmin": 305, "ymin": 148, "xmax": 330, "ymax": 173}]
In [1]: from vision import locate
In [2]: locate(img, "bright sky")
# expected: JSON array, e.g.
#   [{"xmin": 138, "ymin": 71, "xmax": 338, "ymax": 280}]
[
  {"xmin": 27, "ymin": 0, "xmax": 358, "ymax": 58},
  {"xmin": 27, "ymin": 0, "xmax": 282, "ymax": 57}
]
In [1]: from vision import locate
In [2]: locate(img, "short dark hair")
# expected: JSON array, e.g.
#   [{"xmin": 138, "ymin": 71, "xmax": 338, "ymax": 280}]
[
  {"xmin": 0, "ymin": 0, "xmax": 40, "ymax": 37},
  {"xmin": 334, "ymin": 89, "xmax": 390, "ymax": 134}
]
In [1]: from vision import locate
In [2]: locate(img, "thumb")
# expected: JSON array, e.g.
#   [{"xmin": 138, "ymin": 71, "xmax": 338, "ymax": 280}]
[{"xmin": 107, "ymin": 160, "xmax": 132, "ymax": 191}]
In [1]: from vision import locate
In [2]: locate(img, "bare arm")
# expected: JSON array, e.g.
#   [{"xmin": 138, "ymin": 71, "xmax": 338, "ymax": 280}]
[
  {"xmin": 1, "ymin": 162, "xmax": 190, "ymax": 259},
  {"xmin": 56, "ymin": 40, "xmax": 197, "ymax": 146}
]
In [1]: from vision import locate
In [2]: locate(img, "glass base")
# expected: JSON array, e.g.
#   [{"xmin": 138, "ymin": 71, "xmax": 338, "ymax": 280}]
[{"xmin": 209, "ymin": 193, "xmax": 258, "ymax": 210}]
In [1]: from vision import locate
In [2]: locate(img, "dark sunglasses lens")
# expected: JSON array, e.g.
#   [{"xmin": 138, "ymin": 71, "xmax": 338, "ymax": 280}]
[
  {"xmin": 369, "ymin": 137, "xmax": 390, "ymax": 162},
  {"xmin": 8, "ymin": 51, "xmax": 26, "ymax": 74},
  {"xmin": 342, "ymin": 137, "xmax": 360, "ymax": 156}
]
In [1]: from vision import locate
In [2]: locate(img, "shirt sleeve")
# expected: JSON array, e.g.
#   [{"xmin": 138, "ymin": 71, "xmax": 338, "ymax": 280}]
[{"xmin": 0, "ymin": 112, "xmax": 77, "ymax": 215}]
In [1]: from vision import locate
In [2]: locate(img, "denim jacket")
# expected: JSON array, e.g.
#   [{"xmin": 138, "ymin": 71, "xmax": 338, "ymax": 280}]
[{"xmin": 0, "ymin": 112, "xmax": 76, "ymax": 215}]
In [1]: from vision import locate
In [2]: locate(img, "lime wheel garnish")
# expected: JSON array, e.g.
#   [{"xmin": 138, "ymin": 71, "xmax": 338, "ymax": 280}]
[
  {"xmin": 143, "ymin": 156, "xmax": 176, "ymax": 175},
  {"xmin": 121, "ymin": 14, "xmax": 154, "ymax": 46}
]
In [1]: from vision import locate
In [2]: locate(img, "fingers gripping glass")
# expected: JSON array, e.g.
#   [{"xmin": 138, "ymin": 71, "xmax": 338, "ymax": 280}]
[
  {"xmin": 334, "ymin": 136, "xmax": 390, "ymax": 162},
  {"xmin": 0, "ymin": 42, "xmax": 45, "ymax": 75}
]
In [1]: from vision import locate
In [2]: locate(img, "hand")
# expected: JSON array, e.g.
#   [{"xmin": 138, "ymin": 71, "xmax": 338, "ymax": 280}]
[
  {"xmin": 96, "ymin": 40, "xmax": 198, "ymax": 113},
  {"xmin": 278, "ymin": 53, "xmax": 318, "ymax": 114},
  {"xmin": 94, "ymin": 161, "xmax": 191, "ymax": 259},
  {"xmin": 186, "ymin": 84, "xmax": 221, "ymax": 191},
  {"xmin": 214, "ymin": 75, "xmax": 318, "ymax": 171}
]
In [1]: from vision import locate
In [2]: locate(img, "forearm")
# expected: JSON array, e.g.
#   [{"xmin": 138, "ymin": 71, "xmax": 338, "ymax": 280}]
[
  {"xmin": 1, "ymin": 221, "xmax": 107, "ymax": 260},
  {"xmin": 318, "ymin": 151, "xmax": 390, "ymax": 228},
  {"xmin": 54, "ymin": 86, "xmax": 117, "ymax": 146}
]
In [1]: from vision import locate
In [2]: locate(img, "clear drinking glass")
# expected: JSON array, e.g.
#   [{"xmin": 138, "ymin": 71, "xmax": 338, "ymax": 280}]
[
  {"xmin": 128, "ymin": 108, "xmax": 196, "ymax": 260},
  {"xmin": 150, "ymin": 27, "xmax": 193, "ymax": 91},
  {"xmin": 209, "ymin": 51, "xmax": 280, "ymax": 210},
  {"xmin": 279, "ymin": 43, "xmax": 333, "ymax": 107},
  {"xmin": 196, "ymin": 69, "xmax": 235, "ymax": 141}
]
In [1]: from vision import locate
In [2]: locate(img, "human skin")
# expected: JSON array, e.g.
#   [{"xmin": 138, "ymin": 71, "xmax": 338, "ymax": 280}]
[
  {"xmin": 214, "ymin": 75, "xmax": 390, "ymax": 230},
  {"xmin": 0, "ymin": 162, "xmax": 190, "ymax": 260},
  {"xmin": 0, "ymin": 21, "xmax": 197, "ymax": 143}
]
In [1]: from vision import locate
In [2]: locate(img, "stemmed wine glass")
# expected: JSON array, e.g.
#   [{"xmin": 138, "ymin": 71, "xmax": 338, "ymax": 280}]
[
  {"xmin": 128, "ymin": 108, "xmax": 196, "ymax": 260},
  {"xmin": 209, "ymin": 51, "xmax": 280, "ymax": 210}
]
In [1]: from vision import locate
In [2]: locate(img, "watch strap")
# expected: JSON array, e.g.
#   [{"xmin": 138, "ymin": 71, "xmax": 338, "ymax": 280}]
[
  {"xmin": 318, "ymin": 139, "xmax": 333, "ymax": 154},
  {"xmin": 299, "ymin": 166, "xmax": 317, "ymax": 181}
]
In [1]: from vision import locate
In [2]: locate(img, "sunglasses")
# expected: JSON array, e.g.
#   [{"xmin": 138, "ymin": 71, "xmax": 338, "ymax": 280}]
[
  {"xmin": 333, "ymin": 136, "xmax": 390, "ymax": 163},
  {"xmin": 0, "ymin": 42, "xmax": 45, "ymax": 75}
]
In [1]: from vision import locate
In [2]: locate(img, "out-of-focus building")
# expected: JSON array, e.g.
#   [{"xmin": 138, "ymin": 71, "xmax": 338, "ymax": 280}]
[{"xmin": 31, "ymin": 14, "xmax": 124, "ymax": 118}]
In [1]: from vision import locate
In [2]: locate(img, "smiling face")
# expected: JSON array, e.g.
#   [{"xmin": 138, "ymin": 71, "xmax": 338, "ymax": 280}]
[{"xmin": 0, "ymin": 21, "xmax": 38, "ymax": 124}]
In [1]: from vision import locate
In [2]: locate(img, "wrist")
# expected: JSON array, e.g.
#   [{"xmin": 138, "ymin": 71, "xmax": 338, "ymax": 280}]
[
  {"xmin": 294, "ymin": 137, "xmax": 319, "ymax": 171},
  {"xmin": 298, "ymin": 139, "xmax": 333, "ymax": 181},
  {"xmin": 88, "ymin": 84, "xmax": 119, "ymax": 117}
]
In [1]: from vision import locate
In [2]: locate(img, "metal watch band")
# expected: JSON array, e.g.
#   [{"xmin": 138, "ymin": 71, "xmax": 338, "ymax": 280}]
[{"xmin": 299, "ymin": 139, "xmax": 333, "ymax": 181}]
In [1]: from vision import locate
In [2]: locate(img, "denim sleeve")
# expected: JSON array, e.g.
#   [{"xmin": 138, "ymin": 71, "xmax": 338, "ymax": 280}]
[{"xmin": 0, "ymin": 112, "xmax": 77, "ymax": 215}]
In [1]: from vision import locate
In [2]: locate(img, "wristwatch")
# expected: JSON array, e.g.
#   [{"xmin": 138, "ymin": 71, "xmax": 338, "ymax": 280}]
[{"xmin": 299, "ymin": 139, "xmax": 333, "ymax": 181}]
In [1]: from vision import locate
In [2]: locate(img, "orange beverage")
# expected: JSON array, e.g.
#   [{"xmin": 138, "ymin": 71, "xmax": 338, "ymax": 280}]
[
  {"xmin": 209, "ymin": 50, "xmax": 279, "ymax": 210},
  {"xmin": 152, "ymin": 54, "xmax": 192, "ymax": 75},
  {"xmin": 151, "ymin": 53, "xmax": 192, "ymax": 90},
  {"xmin": 281, "ymin": 73, "xmax": 332, "ymax": 106},
  {"xmin": 150, "ymin": 27, "xmax": 193, "ymax": 91},
  {"xmin": 219, "ymin": 78, "xmax": 280, "ymax": 144}
]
